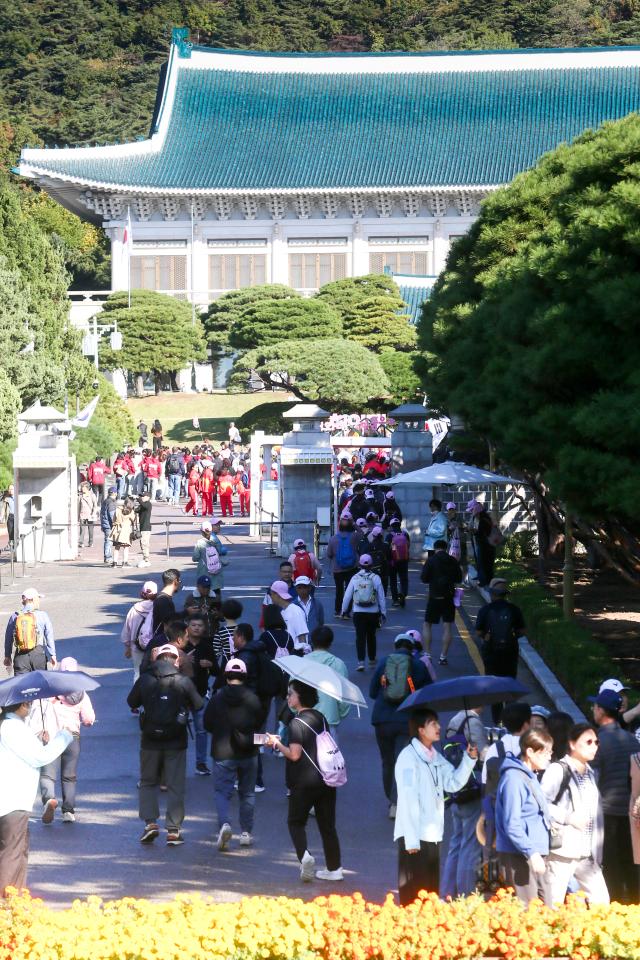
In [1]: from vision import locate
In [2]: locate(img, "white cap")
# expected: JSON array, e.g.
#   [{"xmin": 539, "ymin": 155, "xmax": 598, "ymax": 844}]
[
  {"xmin": 141, "ymin": 581, "xmax": 158, "ymax": 597},
  {"xmin": 599, "ymin": 678, "xmax": 628, "ymax": 694},
  {"xmin": 295, "ymin": 576, "xmax": 313, "ymax": 586},
  {"xmin": 21, "ymin": 587, "xmax": 41, "ymax": 601},
  {"xmin": 201, "ymin": 521, "xmax": 212, "ymax": 533}
]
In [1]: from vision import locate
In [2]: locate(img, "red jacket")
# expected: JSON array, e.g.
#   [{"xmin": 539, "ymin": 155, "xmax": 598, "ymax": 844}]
[{"xmin": 142, "ymin": 456, "xmax": 161, "ymax": 479}]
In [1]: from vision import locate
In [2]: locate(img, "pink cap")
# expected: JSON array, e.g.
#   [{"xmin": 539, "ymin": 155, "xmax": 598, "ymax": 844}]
[
  {"xmin": 293, "ymin": 538, "xmax": 306, "ymax": 549},
  {"xmin": 359, "ymin": 554, "xmax": 373, "ymax": 566},
  {"xmin": 152, "ymin": 644, "xmax": 180, "ymax": 661},
  {"xmin": 225, "ymin": 658, "xmax": 247, "ymax": 674},
  {"xmin": 270, "ymin": 580, "xmax": 291, "ymax": 600},
  {"xmin": 446, "ymin": 502, "xmax": 457, "ymax": 511},
  {"xmin": 141, "ymin": 580, "xmax": 158, "ymax": 597},
  {"xmin": 371, "ymin": 525, "xmax": 383, "ymax": 536}
]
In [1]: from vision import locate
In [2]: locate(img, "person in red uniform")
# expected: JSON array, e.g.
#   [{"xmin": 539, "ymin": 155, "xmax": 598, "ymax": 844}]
[
  {"xmin": 234, "ymin": 469, "xmax": 250, "ymax": 517},
  {"xmin": 218, "ymin": 469, "xmax": 234, "ymax": 517},
  {"xmin": 199, "ymin": 465, "xmax": 215, "ymax": 517},
  {"xmin": 184, "ymin": 463, "xmax": 201, "ymax": 516}
]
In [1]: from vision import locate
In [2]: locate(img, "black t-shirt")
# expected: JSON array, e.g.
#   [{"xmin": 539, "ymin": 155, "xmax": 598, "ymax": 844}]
[
  {"xmin": 287, "ymin": 708, "xmax": 326, "ymax": 790},
  {"xmin": 420, "ymin": 552, "xmax": 462, "ymax": 599},
  {"xmin": 476, "ymin": 599, "xmax": 525, "ymax": 649},
  {"xmin": 152, "ymin": 593, "xmax": 176, "ymax": 633},
  {"xmin": 137, "ymin": 500, "xmax": 152, "ymax": 532}
]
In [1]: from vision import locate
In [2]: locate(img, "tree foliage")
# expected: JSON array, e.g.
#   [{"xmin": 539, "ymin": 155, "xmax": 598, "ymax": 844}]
[
  {"xmin": 99, "ymin": 290, "xmax": 208, "ymax": 390},
  {"xmin": 229, "ymin": 297, "xmax": 342, "ymax": 350},
  {"xmin": 230, "ymin": 338, "xmax": 390, "ymax": 409},
  {"xmin": 342, "ymin": 296, "xmax": 416, "ymax": 353},
  {"xmin": 378, "ymin": 349, "xmax": 422, "ymax": 404},
  {"xmin": 418, "ymin": 113, "xmax": 640, "ymax": 576},
  {"xmin": 203, "ymin": 284, "xmax": 300, "ymax": 350}
]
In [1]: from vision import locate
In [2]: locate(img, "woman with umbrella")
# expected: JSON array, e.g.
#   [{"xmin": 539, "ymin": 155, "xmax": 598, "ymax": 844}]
[{"xmin": 394, "ymin": 707, "xmax": 477, "ymax": 905}]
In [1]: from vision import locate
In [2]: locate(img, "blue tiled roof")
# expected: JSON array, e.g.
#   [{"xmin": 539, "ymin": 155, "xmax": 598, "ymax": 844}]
[
  {"xmin": 399, "ymin": 284, "xmax": 434, "ymax": 325},
  {"xmin": 20, "ymin": 49, "xmax": 640, "ymax": 192}
]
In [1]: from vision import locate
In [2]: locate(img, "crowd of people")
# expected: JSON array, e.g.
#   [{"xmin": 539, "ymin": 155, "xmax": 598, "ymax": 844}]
[{"xmin": 1, "ymin": 433, "xmax": 640, "ymax": 909}]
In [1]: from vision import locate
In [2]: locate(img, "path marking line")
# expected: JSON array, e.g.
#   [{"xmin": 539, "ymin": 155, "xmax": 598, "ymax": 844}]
[{"xmin": 455, "ymin": 610, "xmax": 485, "ymax": 675}]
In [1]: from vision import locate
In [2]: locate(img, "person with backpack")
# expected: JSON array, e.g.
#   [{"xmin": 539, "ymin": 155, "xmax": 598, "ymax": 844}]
[
  {"xmin": 269, "ymin": 580, "xmax": 310, "ymax": 652},
  {"xmin": 164, "ymin": 447, "xmax": 185, "ymax": 506},
  {"xmin": 87, "ymin": 456, "xmax": 107, "ymax": 505},
  {"xmin": 4, "ymin": 588, "xmax": 56, "ymax": 674},
  {"xmin": 420, "ymin": 539, "xmax": 463, "ymax": 666},
  {"xmin": 326, "ymin": 517, "xmax": 359, "ymax": 617},
  {"xmin": 340, "ymin": 554, "xmax": 386, "ymax": 671},
  {"xmin": 204, "ymin": 658, "xmax": 264, "ymax": 851},
  {"xmin": 267, "ymin": 679, "xmax": 344, "ymax": 883},
  {"xmin": 369, "ymin": 634, "xmax": 431, "ymax": 818},
  {"xmin": 440, "ymin": 706, "xmax": 489, "ymax": 898},
  {"xmin": 289, "ymin": 539, "xmax": 322, "ymax": 585},
  {"xmin": 394, "ymin": 707, "xmax": 478, "ymax": 905},
  {"xmin": 192, "ymin": 520, "xmax": 227, "ymax": 599},
  {"xmin": 381, "ymin": 490, "xmax": 403, "ymax": 528},
  {"xmin": 121, "ymin": 581, "xmax": 158, "ymax": 697},
  {"xmin": 184, "ymin": 613, "xmax": 216, "ymax": 776},
  {"xmin": 475, "ymin": 578, "xmax": 526, "ymax": 723},
  {"xmin": 306, "ymin": 627, "xmax": 350, "ymax": 743},
  {"xmin": 99, "ymin": 486, "xmax": 118, "ymax": 565},
  {"xmin": 387, "ymin": 518, "xmax": 410, "ymax": 609},
  {"xmin": 127, "ymin": 643, "xmax": 203, "ymax": 846},
  {"xmin": 364, "ymin": 525, "xmax": 391, "ymax": 595},
  {"xmin": 540, "ymin": 721, "xmax": 609, "ymax": 906}
]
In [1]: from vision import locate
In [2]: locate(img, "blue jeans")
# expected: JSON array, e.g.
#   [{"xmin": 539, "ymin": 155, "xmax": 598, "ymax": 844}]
[
  {"xmin": 167, "ymin": 474, "xmax": 181, "ymax": 504},
  {"xmin": 214, "ymin": 757, "xmax": 258, "ymax": 832},
  {"xmin": 192, "ymin": 706, "xmax": 208, "ymax": 765},
  {"xmin": 441, "ymin": 798, "xmax": 482, "ymax": 897},
  {"xmin": 103, "ymin": 532, "xmax": 112, "ymax": 561}
]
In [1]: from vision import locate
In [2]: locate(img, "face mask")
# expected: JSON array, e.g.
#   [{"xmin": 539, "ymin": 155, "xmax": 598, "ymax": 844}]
[{"xmin": 22, "ymin": 603, "xmax": 34, "ymax": 613}]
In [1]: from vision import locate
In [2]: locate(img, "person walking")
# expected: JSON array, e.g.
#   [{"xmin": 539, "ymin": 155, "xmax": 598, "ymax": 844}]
[
  {"xmin": 289, "ymin": 539, "xmax": 322, "ymax": 585},
  {"xmin": 77, "ymin": 481, "xmax": 98, "ymax": 550},
  {"xmin": 135, "ymin": 490, "xmax": 153, "ymax": 568},
  {"xmin": 381, "ymin": 490, "xmax": 402, "ymax": 529},
  {"xmin": 151, "ymin": 419, "xmax": 163, "ymax": 454},
  {"xmin": 165, "ymin": 448, "xmax": 185, "ymax": 506},
  {"xmin": 142, "ymin": 449, "xmax": 162, "ymax": 501},
  {"xmin": 267, "ymin": 679, "xmax": 344, "ymax": 882},
  {"xmin": 370, "ymin": 634, "xmax": 431, "ymax": 818},
  {"xmin": 192, "ymin": 520, "xmax": 227, "ymax": 599},
  {"xmin": 394, "ymin": 707, "xmax": 477, "ymax": 905},
  {"xmin": 540, "ymin": 721, "xmax": 609, "ymax": 906},
  {"xmin": 121, "ymin": 581, "xmax": 158, "ymax": 692},
  {"xmin": 326, "ymin": 516, "xmax": 359, "ymax": 617},
  {"xmin": 422, "ymin": 499, "xmax": 448, "ymax": 555},
  {"xmin": 4, "ymin": 588, "xmax": 56, "ymax": 674},
  {"xmin": 110, "ymin": 497, "xmax": 136, "ymax": 568},
  {"xmin": 184, "ymin": 462, "xmax": 201, "ymax": 517},
  {"xmin": 293, "ymin": 577, "xmax": 325, "ymax": 635},
  {"xmin": 0, "ymin": 702, "xmax": 73, "ymax": 895},
  {"xmin": 475, "ymin": 578, "xmax": 526, "ymax": 723},
  {"xmin": 87, "ymin": 458, "xmax": 107, "ymax": 505},
  {"xmin": 127, "ymin": 644, "xmax": 202, "ymax": 846},
  {"xmin": 228, "ymin": 421, "xmax": 241, "ymax": 452},
  {"xmin": 270, "ymin": 580, "xmax": 309, "ymax": 651},
  {"xmin": 137, "ymin": 420, "xmax": 148, "ymax": 448},
  {"xmin": 99, "ymin": 486, "xmax": 118, "ymax": 565},
  {"xmin": 441, "ymin": 705, "xmax": 489, "ymax": 898},
  {"xmin": 39, "ymin": 657, "xmax": 95, "ymax": 825},
  {"xmin": 466, "ymin": 499, "xmax": 496, "ymax": 587},
  {"xmin": 341, "ymin": 554, "xmax": 386, "ymax": 671},
  {"xmin": 217, "ymin": 469, "xmax": 235, "ymax": 518},
  {"xmin": 495, "ymin": 728, "xmax": 553, "ymax": 905},
  {"xmin": 204, "ymin": 658, "xmax": 264, "ymax": 850},
  {"xmin": 387, "ymin": 518, "xmax": 410, "ymax": 609},
  {"xmin": 420, "ymin": 540, "xmax": 463, "ymax": 666},
  {"xmin": 1, "ymin": 485, "xmax": 14, "ymax": 548},
  {"xmin": 184, "ymin": 613, "xmax": 215, "ymax": 776},
  {"xmin": 306, "ymin": 627, "xmax": 350, "ymax": 743},
  {"xmin": 589, "ymin": 687, "xmax": 639, "ymax": 903}
]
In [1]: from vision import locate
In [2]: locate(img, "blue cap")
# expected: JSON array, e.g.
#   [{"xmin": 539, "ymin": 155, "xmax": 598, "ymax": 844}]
[
  {"xmin": 531, "ymin": 705, "xmax": 551, "ymax": 719},
  {"xmin": 108, "ymin": 486, "xmax": 117, "ymax": 494},
  {"xmin": 196, "ymin": 575, "xmax": 212, "ymax": 588},
  {"xmin": 587, "ymin": 689, "xmax": 623, "ymax": 713}
]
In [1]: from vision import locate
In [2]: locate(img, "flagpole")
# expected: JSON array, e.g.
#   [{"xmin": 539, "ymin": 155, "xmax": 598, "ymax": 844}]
[
  {"xmin": 190, "ymin": 200, "xmax": 196, "ymax": 326},
  {"xmin": 127, "ymin": 205, "xmax": 132, "ymax": 310}
]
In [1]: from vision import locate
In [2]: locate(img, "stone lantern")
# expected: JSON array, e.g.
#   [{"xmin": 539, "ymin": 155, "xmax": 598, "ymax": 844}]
[
  {"xmin": 279, "ymin": 404, "xmax": 333, "ymax": 556},
  {"xmin": 389, "ymin": 402, "xmax": 433, "ymax": 557}
]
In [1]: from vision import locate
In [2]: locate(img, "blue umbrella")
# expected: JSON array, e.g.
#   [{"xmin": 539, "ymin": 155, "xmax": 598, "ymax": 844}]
[
  {"xmin": 0, "ymin": 670, "xmax": 100, "ymax": 708},
  {"xmin": 398, "ymin": 675, "xmax": 528, "ymax": 712}
]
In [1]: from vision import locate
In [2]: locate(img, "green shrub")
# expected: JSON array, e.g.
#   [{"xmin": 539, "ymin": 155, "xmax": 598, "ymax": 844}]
[
  {"xmin": 501, "ymin": 530, "xmax": 537, "ymax": 562},
  {"xmin": 496, "ymin": 560, "xmax": 617, "ymax": 711}
]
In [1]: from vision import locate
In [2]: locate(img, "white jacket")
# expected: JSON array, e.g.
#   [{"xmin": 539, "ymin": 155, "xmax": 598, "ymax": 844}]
[
  {"xmin": 541, "ymin": 757, "xmax": 604, "ymax": 863},
  {"xmin": 0, "ymin": 715, "xmax": 73, "ymax": 817},
  {"xmin": 394, "ymin": 738, "xmax": 476, "ymax": 849}
]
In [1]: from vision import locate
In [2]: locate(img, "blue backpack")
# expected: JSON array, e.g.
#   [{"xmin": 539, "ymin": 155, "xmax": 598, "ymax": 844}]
[{"xmin": 335, "ymin": 532, "xmax": 357, "ymax": 569}]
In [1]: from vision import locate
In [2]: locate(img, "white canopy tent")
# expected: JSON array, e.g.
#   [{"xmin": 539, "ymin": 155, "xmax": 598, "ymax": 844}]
[{"xmin": 372, "ymin": 460, "xmax": 526, "ymax": 486}]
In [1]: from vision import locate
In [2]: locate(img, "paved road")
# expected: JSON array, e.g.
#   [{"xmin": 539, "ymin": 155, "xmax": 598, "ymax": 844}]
[{"xmin": 0, "ymin": 503, "xmax": 550, "ymax": 905}]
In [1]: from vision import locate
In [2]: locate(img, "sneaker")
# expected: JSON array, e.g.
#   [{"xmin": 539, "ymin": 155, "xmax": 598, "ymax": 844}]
[
  {"xmin": 159, "ymin": 784, "xmax": 168, "ymax": 792},
  {"xmin": 62, "ymin": 811, "xmax": 76, "ymax": 823},
  {"xmin": 217, "ymin": 823, "xmax": 232, "ymax": 851},
  {"xmin": 239, "ymin": 832, "xmax": 253, "ymax": 847},
  {"xmin": 130, "ymin": 707, "xmax": 140, "ymax": 716},
  {"xmin": 356, "ymin": 662, "xmax": 365, "ymax": 672},
  {"xmin": 138, "ymin": 560, "xmax": 150, "ymax": 568},
  {"xmin": 439, "ymin": 656, "xmax": 448, "ymax": 666},
  {"xmin": 315, "ymin": 867, "xmax": 344, "ymax": 881},
  {"xmin": 167, "ymin": 831, "xmax": 184, "ymax": 845},
  {"xmin": 368, "ymin": 659, "xmax": 377, "ymax": 668},
  {"xmin": 254, "ymin": 784, "xmax": 266, "ymax": 793},
  {"xmin": 300, "ymin": 850, "xmax": 316, "ymax": 882},
  {"xmin": 42, "ymin": 798, "xmax": 57, "ymax": 824},
  {"xmin": 388, "ymin": 803, "xmax": 397, "ymax": 819},
  {"xmin": 195, "ymin": 762, "xmax": 211, "ymax": 776},
  {"xmin": 140, "ymin": 823, "xmax": 160, "ymax": 844}
]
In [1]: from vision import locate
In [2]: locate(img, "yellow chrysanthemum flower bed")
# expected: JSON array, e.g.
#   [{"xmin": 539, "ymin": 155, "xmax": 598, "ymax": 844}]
[{"xmin": 1, "ymin": 887, "xmax": 640, "ymax": 960}]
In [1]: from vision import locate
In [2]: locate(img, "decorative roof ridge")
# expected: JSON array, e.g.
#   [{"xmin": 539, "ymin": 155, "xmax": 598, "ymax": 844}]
[{"xmin": 185, "ymin": 41, "xmax": 640, "ymax": 59}]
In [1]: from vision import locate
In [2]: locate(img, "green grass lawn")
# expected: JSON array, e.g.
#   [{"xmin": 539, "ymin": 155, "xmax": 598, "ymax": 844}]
[{"xmin": 126, "ymin": 391, "xmax": 296, "ymax": 443}]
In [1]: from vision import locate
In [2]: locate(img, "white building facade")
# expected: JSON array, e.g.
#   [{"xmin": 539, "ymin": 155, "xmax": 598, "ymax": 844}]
[{"xmin": 19, "ymin": 32, "xmax": 640, "ymax": 326}]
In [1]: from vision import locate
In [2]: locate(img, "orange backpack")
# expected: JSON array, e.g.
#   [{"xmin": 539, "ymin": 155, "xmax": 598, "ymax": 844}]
[{"xmin": 14, "ymin": 612, "xmax": 38, "ymax": 652}]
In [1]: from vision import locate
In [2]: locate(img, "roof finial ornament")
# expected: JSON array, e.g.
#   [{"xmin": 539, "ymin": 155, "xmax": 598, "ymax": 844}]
[{"xmin": 172, "ymin": 27, "xmax": 192, "ymax": 59}]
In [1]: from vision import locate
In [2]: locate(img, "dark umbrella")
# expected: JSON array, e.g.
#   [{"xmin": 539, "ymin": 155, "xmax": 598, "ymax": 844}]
[
  {"xmin": 398, "ymin": 675, "xmax": 528, "ymax": 712},
  {"xmin": 0, "ymin": 670, "xmax": 100, "ymax": 708}
]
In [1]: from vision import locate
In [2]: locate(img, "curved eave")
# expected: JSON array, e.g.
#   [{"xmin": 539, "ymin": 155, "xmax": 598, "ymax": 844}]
[{"xmin": 18, "ymin": 165, "xmax": 499, "ymax": 197}]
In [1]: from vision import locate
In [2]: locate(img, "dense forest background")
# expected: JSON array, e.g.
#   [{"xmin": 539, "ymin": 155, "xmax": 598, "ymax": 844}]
[{"xmin": 2, "ymin": 0, "xmax": 640, "ymax": 150}]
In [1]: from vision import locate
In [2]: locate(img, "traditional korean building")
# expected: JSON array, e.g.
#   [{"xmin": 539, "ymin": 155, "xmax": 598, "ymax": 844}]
[{"xmin": 19, "ymin": 30, "xmax": 640, "ymax": 322}]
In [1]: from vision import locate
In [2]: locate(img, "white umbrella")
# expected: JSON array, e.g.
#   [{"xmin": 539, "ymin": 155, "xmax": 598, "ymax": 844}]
[
  {"xmin": 372, "ymin": 460, "xmax": 526, "ymax": 486},
  {"xmin": 275, "ymin": 655, "xmax": 367, "ymax": 710}
]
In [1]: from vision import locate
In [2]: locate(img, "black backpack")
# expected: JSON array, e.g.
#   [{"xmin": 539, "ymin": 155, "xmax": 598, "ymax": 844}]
[
  {"xmin": 140, "ymin": 676, "xmax": 188, "ymax": 741},
  {"xmin": 167, "ymin": 454, "xmax": 181, "ymax": 475},
  {"xmin": 485, "ymin": 605, "xmax": 518, "ymax": 649},
  {"xmin": 442, "ymin": 718, "xmax": 481, "ymax": 805},
  {"xmin": 256, "ymin": 650, "xmax": 286, "ymax": 699}
]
